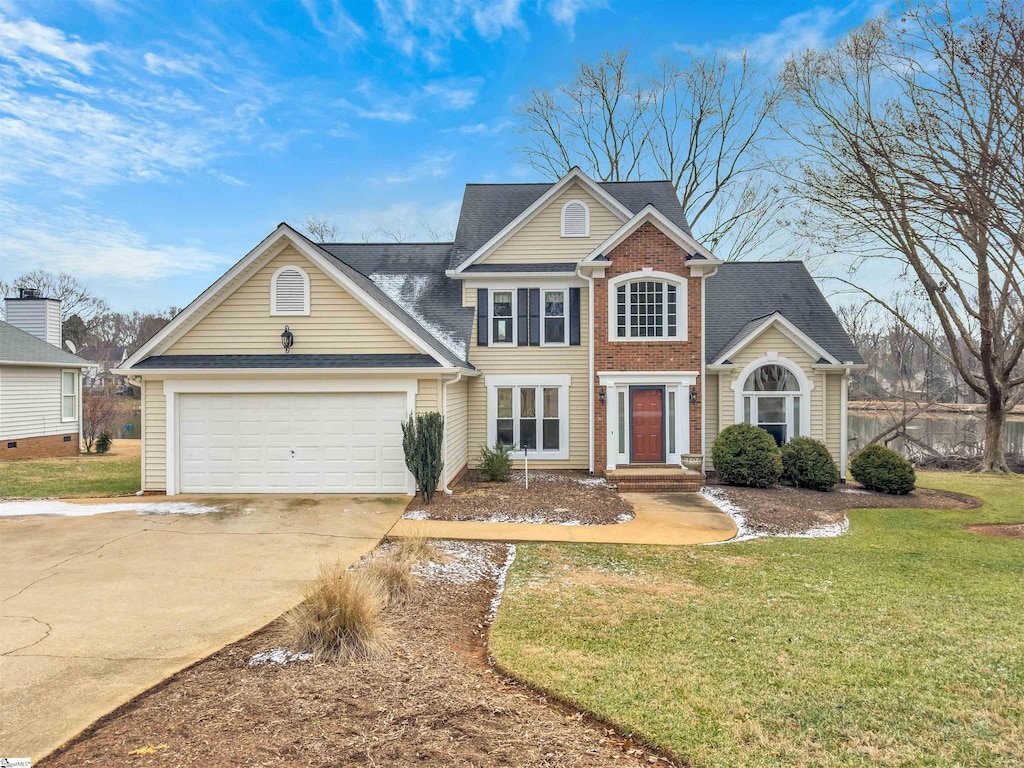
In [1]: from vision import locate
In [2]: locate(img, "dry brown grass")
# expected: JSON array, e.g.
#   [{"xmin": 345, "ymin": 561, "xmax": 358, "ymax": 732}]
[
  {"xmin": 284, "ymin": 561, "xmax": 394, "ymax": 662},
  {"xmin": 365, "ymin": 552, "xmax": 415, "ymax": 607},
  {"xmin": 392, "ymin": 528, "xmax": 439, "ymax": 564}
]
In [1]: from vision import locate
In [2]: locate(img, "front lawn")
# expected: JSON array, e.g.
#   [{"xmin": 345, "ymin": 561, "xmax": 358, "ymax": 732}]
[
  {"xmin": 1, "ymin": 440, "xmax": 141, "ymax": 498},
  {"xmin": 490, "ymin": 472, "xmax": 1023, "ymax": 767}
]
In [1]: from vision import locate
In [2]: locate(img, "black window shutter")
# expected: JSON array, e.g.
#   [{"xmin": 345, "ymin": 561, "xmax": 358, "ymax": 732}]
[
  {"xmin": 569, "ymin": 287, "xmax": 581, "ymax": 346},
  {"xmin": 477, "ymin": 288, "xmax": 488, "ymax": 346},
  {"xmin": 529, "ymin": 288, "xmax": 540, "ymax": 346},
  {"xmin": 517, "ymin": 288, "xmax": 529, "ymax": 347}
]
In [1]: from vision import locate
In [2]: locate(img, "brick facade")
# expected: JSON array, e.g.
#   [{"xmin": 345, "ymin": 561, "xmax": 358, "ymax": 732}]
[
  {"xmin": 2, "ymin": 433, "xmax": 80, "ymax": 460},
  {"xmin": 593, "ymin": 221, "xmax": 703, "ymax": 471}
]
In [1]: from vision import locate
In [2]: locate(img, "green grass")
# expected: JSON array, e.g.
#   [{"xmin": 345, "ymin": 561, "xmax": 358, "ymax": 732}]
[
  {"xmin": 1, "ymin": 454, "xmax": 141, "ymax": 498},
  {"xmin": 490, "ymin": 473, "xmax": 1023, "ymax": 767}
]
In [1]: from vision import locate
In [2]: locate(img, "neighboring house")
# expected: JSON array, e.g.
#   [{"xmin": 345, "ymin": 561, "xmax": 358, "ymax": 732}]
[
  {"xmin": 80, "ymin": 346, "xmax": 129, "ymax": 392},
  {"xmin": 1, "ymin": 291, "xmax": 89, "ymax": 459},
  {"xmin": 119, "ymin": 168, "xmax": 864, "ymax": 495}
]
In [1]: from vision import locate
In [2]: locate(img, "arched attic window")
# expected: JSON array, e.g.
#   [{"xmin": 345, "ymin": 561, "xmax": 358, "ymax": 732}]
[
  {"xmin": 270, "ymin": 265, "xmax": 310, "ymax": 315},
  {"xmin": 561, "ymin": 199, "xmax": 590, "ymax": 237}
]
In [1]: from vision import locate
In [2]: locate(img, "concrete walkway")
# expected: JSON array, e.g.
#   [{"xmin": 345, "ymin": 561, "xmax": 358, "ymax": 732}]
[
  {"xmin": 0, "ymin": 494, "xmax": 406, "ymax": 760},
  {"xmin": 388, "ymin": 492, "xmax": 737, "ymax": 545}
]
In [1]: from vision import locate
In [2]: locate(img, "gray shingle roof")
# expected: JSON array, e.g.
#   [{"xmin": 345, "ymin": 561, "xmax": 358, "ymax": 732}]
[
  {"xmin": 0, "ymin": 321, "xmax": 88, "ymax": 366},
  {"xmin": 132, "ymin": 354, "xmax": 441, "ymax": 369},
  {"xmin": 462, "ymin": 263, "xmax": 578, "ymax": 273},
  {"xmin": 705, "ymin": 262, "xmax": 863, "ymax": 365},
  {"xmin": 450, "ymin": 180, "xmax": 692, "ymax": 267}
]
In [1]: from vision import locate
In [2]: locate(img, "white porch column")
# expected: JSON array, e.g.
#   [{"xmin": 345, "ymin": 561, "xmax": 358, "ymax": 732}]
[{"xmin": 605, "ymin": 383, "xmax": 618, "ymax": 472}]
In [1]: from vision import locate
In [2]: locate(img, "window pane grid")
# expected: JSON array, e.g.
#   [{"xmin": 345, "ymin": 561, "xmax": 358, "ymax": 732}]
[
  {"xmin": 493, "ymin": 385, "xmax": 563, "ymax": 454},
  {"xmin": 543, "ymin": 290, "xmax": 565, "ymax": 344}
]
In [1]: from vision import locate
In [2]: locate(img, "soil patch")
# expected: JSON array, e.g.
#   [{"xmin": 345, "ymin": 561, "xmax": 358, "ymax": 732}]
[
  {"xmin": 706, "ymin": 481, "xmax": 980, "ymax": 537},
  {"xmin": 406, "ymin": 470, "xmax": 633, "ymax": 525},
  {"xmin": 964, "ymin": 523, "xmax": 1024, "ymax": 540},
  {"xmin": 41, "ymin": 541, "xmax": 675, "ymax": 768}
]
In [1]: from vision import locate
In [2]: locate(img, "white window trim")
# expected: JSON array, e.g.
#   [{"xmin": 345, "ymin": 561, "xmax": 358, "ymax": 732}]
[
  {"xmin": 541, "ymin": 288, "xmax": 569, "ymax": 347},
  {"xmin": 489, "ymin": 288, "xmax": 517, "ymax": 346},
  {"xmin": 607, "ymin": 269, "xmax": 687, "ymax": 342},
  {"xmin": 560, "ymin": 199, "xmax": 590, "ymax": 238},
  {"xmin": 61, "ymin": 369, "xmax": 77, "ymax": 422},
  {"xmin": 730, "ymin": 355, "xmax": 813, "ymax": 441},
  {"xmin": 270, "ymin": 264, "xmax": 311, "ymax": 316},
  {"xmin": 486, "ymin": 374, "xmax": 570, "ymax": 460}
]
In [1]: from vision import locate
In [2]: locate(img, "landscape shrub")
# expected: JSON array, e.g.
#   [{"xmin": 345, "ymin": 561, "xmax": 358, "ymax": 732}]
[
  {"xmin": 401, "ymin": 412, "xmax": 445, "ymax": 504},
  {"xmin": 781, "ymin": 437, "xmax": 840, "ymax": 491},
  {"xmin": 365, "ymin": 552, "xmax": 415, "ymax": 608},
  {"xmin": 394, "ymin": 530, "xmax": 437, "ymax": 564},
  {"xmin": 711, "ymin": 424, "xmax": 782, "ymax": 488},
  {"xmin": 477, "ymin": 441, "xmax": 512, "ymax": 482},
  {"xmin": 284, "ymin": 562, "xmax": 393, "ymax": 662},
  {"xmin": 95, "ymin": 431, "xmax": 113, "ymax": 455},
  {"xmin": 850, "ymin": 444, "xmax": 916, "ymax": 494}
]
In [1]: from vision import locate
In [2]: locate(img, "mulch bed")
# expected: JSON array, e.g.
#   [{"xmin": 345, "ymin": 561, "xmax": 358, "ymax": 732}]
[
  {"xmin": 964, "ymin": 523, "xmax": 1024, "ymax": 540},
  {"xmin": 406, "ymin": 470, "xmax": 634, "ymax": 525},
  {"xmin": 706, "ymin": 481, "xmax": 981, "ymax": 537},
  {"xmin": 41, "ymin": 541, "xmax": 675, "ymax": 768}
]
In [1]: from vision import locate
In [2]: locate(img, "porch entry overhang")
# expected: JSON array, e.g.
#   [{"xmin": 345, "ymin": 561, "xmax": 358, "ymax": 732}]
[{"xmin": 598, "ymin": 371, "xmax": 698, "ymax": 471}]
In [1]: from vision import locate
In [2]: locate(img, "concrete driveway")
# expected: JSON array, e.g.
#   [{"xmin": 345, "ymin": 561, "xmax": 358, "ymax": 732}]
[{"xmin": 0, "ymin": 494, "xmax": 406, "ymax": 760}]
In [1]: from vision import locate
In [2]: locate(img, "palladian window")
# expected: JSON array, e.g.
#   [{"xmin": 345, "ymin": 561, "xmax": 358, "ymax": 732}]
[
  {"xmin": 612, "ymin": 278, "xmax": 684, "ymax": 340},
  {"xmin": 741, "ymin": 364, "xmax": 802, "ymax": 445}
]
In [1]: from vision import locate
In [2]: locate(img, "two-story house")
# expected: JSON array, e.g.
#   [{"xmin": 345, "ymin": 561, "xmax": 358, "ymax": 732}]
[{"xmin": 119, "ymin": 169, "xmax": 864, "ymax": 495}]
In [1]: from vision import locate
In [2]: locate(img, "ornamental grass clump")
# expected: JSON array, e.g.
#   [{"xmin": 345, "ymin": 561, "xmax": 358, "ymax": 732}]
[
  {"xmin": 284, "ymin": 562, "xmax": 393, "ymax": 662},
  {"xmin": 711, "ymin": 424, "xmax": 782, "ymax": 488},
  {"xmin": 365, "ymin": 552, "xmax": 415, "ymax": 608},
  {"xmin": 850, "ymin": 444, "xmax": 916, "ymax": 494},
  {"xmin": 781, "ymin": 436, "xmax": 840, "ymax": 491}
]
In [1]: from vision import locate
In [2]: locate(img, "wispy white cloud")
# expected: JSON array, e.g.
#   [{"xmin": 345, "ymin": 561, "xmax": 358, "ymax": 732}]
[
  {"xmin": 546, "ymin": 0, "xmax": 606, "ymax": 38},
  {"xmin": 208, "ymin": 169, "xmax": 249, "ymax": 187},
  {"xmin": 677, "ymin": 5, "xmax": 855, "ymax": 67},
  {"xmin": 332, "ymin": 199, "xmax": 462, "ymax": 241},
  {"xmin": 457, "ymin": 118, "xmax": 514, "ymax": 135},
  {"xmin": 338, "ymin": 77, "xmax": 482, "ymax": 122},
  {"xmin": 336, "ymin": 96, "xmax": 415, "ymax": 122},
  {"xmin": 0, "ymin": 200, "xmax": 227, "ymax": 281},
  {"xmin": 299, "ymin": 0, "xmax": 366, "ymax": 43},
  {"xmin": 371, "ymin": 150, "xmax": 454, "ymax": 185},
  {"xmin": 373, "ymin": 0, "xmax": 526, "ymax": 65},
  {"xmin": 423, "ymin": 80, "xmax": 479, "ymax": 110},
  {"xmin": 143, "ymin": 51, "xmax": 202, "ymax": 77},
  {"xmin": 0, "ymin": 13, "xmax": 104, "ymax": 74}
]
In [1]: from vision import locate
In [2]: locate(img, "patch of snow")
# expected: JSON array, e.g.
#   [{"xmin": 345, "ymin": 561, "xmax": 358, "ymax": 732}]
[
  {"xmin": 371, "ymin": 272, "xmax": 468, "ymax": 360},
  {"xmin": 0, "ymin": 500, "xmax": 220, "ymax": 518},
  {"xmin": 576, "ymin": 476, "xmax": 611, "ymax": 487},
  {"xmin": 248, "ymin": 647, "xmax": 313, "ymax": 666},
  {"xmin": 615, "ymin": 512, "xmax": 634, "ymax": 524},
  {"xmin": 840, "ymin": 487, "xmax": 870, "ymax": 495},
  {"xmin": 488, "ymin": 544, "xmax": 517, "ymax": 622},
  {"xmin": 699, "ymin": 486, "xmax": 849, "ymax": 543},
  {"xmin": 402, "ymin": 509, "xmax": 430, "ymax": 520},
  {"xmin": 413, "ymin": 540, "xmax": 513, "ymax": 585}
]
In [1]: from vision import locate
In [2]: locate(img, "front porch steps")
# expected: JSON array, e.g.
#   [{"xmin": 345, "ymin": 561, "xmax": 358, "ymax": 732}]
[{"xmin": 604, "ymin": 465, "xmax": 705, "ymax": 493}]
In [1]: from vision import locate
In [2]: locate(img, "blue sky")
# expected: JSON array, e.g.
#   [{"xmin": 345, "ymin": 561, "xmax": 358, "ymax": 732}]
[{"xmin": 0, "ymin": 0, "xmax": 883, "ymax": 312}]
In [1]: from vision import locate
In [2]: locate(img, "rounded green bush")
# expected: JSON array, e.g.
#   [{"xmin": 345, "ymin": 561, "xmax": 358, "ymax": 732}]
[
  {"xmin": 711, "ymin": 424, "xmax": 782, "ymax": 488},
  {"xmin": 781, "ymin": 436, "xmax": 840, "ymax": 491},
  {"xmin": 849, "ymin": 444, "xmax": 916, "ymax": 494}
]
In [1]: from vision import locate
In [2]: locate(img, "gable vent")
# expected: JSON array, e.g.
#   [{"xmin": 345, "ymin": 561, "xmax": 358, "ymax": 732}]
[
  {"xmin": 561, "ymin": 200, "xmax": 589, "ymax": 237},
  {"xmin": 271, "ymin": 266, "xmax": 310, "ymax": 315}
]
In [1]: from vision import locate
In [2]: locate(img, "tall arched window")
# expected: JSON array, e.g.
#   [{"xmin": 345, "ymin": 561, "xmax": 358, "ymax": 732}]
[
  {"xmin": 270, "ymin": 265, "xmax": 310, "ymax": 315},
  {"xmin": 742, "ymin": 363, "xmax": 802, "ymax": 445},
  {"xmin": 608, "ymin": 271, "xmax": 687, "ymax": 341}
]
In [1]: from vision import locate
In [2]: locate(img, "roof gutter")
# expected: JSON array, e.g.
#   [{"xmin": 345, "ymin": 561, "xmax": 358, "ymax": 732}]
[
  {"xmin": 118, "ymin": 366, "xmax": 479, "ymax": 377},
  {"xmin": 0, "ymin": 359, "xmax": 89, "ymax": 368}
]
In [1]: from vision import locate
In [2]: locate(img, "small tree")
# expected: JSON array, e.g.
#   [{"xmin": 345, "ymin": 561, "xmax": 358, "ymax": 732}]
[
  {"xmin": 82, "ymin": 393, "xmax": 123, "ymax": 453},
  {"xmin": 401, "ymin": 412, "xmax": 445, "ymax": 504}
]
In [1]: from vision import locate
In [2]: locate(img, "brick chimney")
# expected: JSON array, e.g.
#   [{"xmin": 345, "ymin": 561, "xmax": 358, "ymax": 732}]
[{"xmin": 4, "ymin": 288, "xmax": 62, "ymax": 348}]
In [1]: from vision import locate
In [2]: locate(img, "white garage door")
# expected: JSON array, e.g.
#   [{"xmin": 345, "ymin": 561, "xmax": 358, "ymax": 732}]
[{"xmin": 177, "ymin": 392, "xmax": 409, "ymax": 493}]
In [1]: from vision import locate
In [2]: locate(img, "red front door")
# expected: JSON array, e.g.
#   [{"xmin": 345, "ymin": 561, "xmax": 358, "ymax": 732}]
[{"xmin": 631, "ymin": 388, "xmax": 664, "ymax": 462}]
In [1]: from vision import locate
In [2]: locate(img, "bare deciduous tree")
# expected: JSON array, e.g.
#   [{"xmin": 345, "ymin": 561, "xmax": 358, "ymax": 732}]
[
  {"xmin": 515, "ymin": 49, "xmax": 787, "ymax": 260},
  {"xmin": 0, "ymin": 270, "xmax": 108, "ymax": 326},
  {"xmin": 82, "ymin": 393, "xmax": 125, "ymax": 453},
  {"xmin": 304, "ymin": 215, "xmax": 338, "ymax": 243},
  {"xmin": 782, "ymin": 0, "xmax": 1024, "ymax": 472}
]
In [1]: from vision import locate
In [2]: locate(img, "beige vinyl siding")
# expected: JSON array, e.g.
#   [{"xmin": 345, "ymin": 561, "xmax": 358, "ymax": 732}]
[
  {"xmin": 444, "ymin": 376, "xmax": 469, "ymax": 481},
  {"xmin": 167, "ymin": 246, "xmax": 419, "ymax": 355},
  {"xmin": 0, "ymin": 365, "xmax": 75, "ymax": 441},
  {"xmin": 825, "ymin": 373, "xmax": 843, "ymax": 465},
  {"xmin": 143, "ymin": 379, "xmax": 166, "ymax": 492},
  {"xmin": 464, "ymin": 284, "xmax": 589, "ymax": 468},
  {"xmin": 482, "ymin": 183, "xmax": 624, "ymax": 265},
  {"xmin": 707, "ymin": 325, "xmax": 842, "ymax": 468},
  {"xmin": 704, "ymin": 373, "xmax": 719, "ymax": 468},
  {"xmin": 416, "ymin": 378, "xmax": 438, "ymax": 414}
]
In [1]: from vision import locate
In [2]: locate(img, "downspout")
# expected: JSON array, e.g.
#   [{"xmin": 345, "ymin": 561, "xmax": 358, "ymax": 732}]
[
  {"xmin": 840, "ymin": 369, "xmax": 849, "ymax": 482},
  {"xmin": 586, "ymin": 271, "xmax": 595, "ymax": 475},
  {"xmin": 441, "ymin": 371, "xmax": 464, "ymax": 495}
]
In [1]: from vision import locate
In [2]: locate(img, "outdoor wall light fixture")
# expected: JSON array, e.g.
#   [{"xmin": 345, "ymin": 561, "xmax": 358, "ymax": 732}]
[
  {"xmin": 599, "ymin": 387, "xmax": 606, "ymax": 404},
  {"xmin": 281, "ymin": 325, "xmax": 294, "ymax": 353},
  {"xmin": 689, "ymin": 385, "xmax": 698, "ymax": 405}
]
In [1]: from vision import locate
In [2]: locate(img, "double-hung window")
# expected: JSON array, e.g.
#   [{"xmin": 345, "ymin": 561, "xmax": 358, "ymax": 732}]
[
  {"xmin": 489, "ymin": 377, "xmax": 569, "ymax": 458},
  {"xmin": 542, "ymin": 289, "xmax": 566, "ymax": 344},
  {"xmin": 61, "ymin": 370, "xmax": 77, "ymax": 420},
  {"xmin": 611, "ymin": 274, "xmax": 685, "ymax": 341},
  {"xmin": 491, "ymin": 290, "xmax": 514, "ymax": 344}
]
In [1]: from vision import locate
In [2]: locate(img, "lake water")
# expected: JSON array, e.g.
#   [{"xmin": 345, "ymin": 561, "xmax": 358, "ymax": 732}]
[{"xmin": 849, "ymin": 411, "xmax": 1024, "ymax": 459}]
